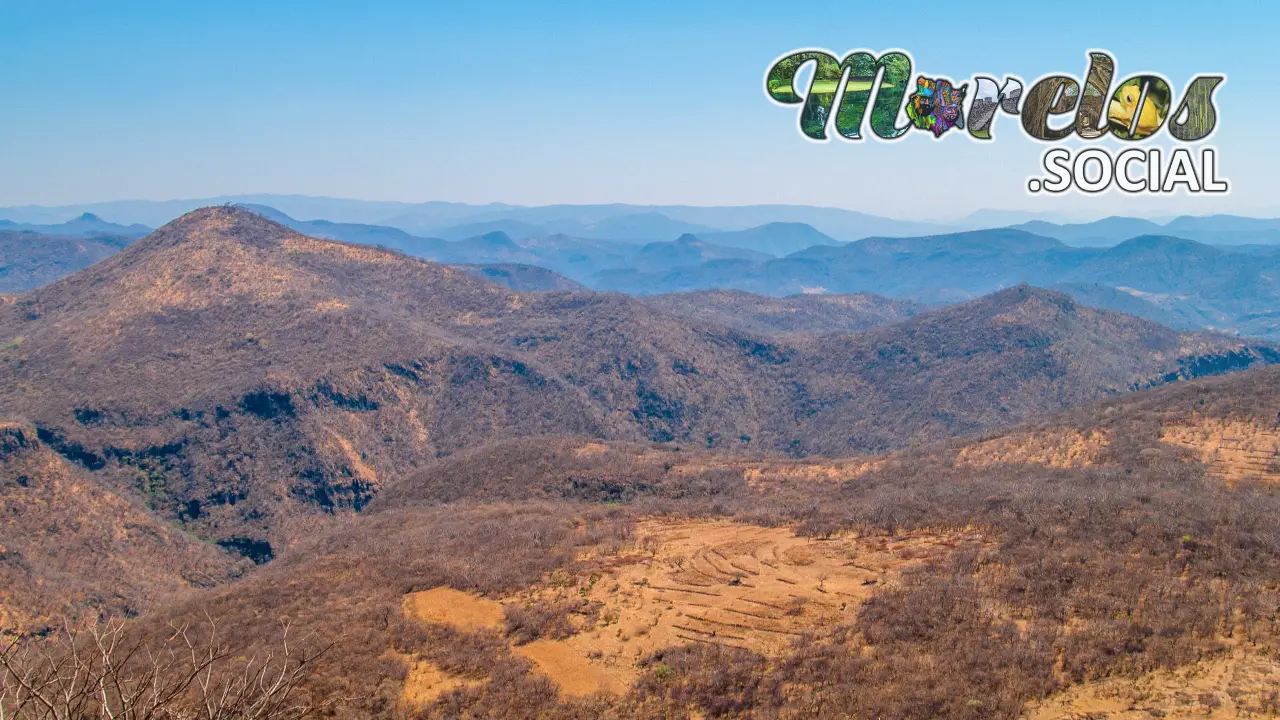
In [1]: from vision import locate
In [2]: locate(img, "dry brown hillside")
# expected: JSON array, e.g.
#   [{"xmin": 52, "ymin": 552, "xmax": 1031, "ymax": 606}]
[
  {"xmin": 0, "ymin": 207, "xmax": 1273, "ymax": 560},
  {"xmin": 81, "ymin": 418, "xmax": 1280, "ymax": 719},
  {"xmin": 0, "ymin": 422, "xmax": 241, "ymax": 634},
  {"xmin": 640, "ymin": 289, "xmax": 924, "ymax": 334},
  {"xmin": 0, "ymin": 208, "xmax": 793, "ymax": 550},
  {"xmin": 786, "ymin": 285, "xmax": 1280, "ymax": 452},
  {"xmin": 947, "ymin": 361, "xmax": 1280, "ymax": 487}
]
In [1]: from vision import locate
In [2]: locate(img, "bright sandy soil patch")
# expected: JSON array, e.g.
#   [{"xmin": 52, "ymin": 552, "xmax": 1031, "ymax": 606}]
[
  {"xmin": 1022, "ymin": 647, "xmax": 1280, "ymax": 719},
  {"xmin": 562, "ymin": 518, "xmax": 972, "ymax": 661},
  {"xmin": 513, "ymin": 640, "xmax": 631, "ymax": 697},
  {"xmin": 1162, "ymin": 418, "xmax": 1280, "ymax": 484},
  {"xmin": 402, "ymin": 587, "xmax": 504, "ymax": 631},
  {"xmin": 400, "ymin": 518, "xmax": 980, "ymax": 705}
]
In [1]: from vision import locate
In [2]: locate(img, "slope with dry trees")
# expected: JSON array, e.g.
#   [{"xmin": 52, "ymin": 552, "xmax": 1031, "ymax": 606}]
[{"xmin": 5, "ymin": 208, "xmax": 1280, "ymax": 718}]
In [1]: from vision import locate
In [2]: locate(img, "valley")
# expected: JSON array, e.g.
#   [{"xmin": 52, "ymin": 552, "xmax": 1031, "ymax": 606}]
[{"xmin": 3, "ymin": 206, "xmax": 1280, "ymax": 719}]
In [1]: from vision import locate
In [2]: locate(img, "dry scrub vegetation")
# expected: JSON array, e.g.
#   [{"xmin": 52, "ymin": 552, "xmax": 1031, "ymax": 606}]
[
  {"xmin": 1024, "ymin": 645, "xmax": 1280, "ymax": 718},
  {"xmin": 3, "ymin": 207, "xmax": 1275, "ymax": 560},
  {"xmin": 1161, "ymin": 416, "xmax": 1280, "ymax": 484},
  {"xmin": 9, "ymin": 412, "xmax": 1280, "ymax": 717},
  {"xmin": 639, "ymin": 289, "xmax": 924, "ymax": 335},
  {"xmin": 18, "ymin": 426, "xmax": 1268, "ymax": 719},
  {"xmin": 10, "ymin": 209, "xmax": 1280, "ymax": 718},
  {"xmin": 0, "ymin": 423, "xmax": 242, "ymax": 633},
  {"xmin": 367, "ymin": 420, "xmax": 1280, "ymax": 718}
]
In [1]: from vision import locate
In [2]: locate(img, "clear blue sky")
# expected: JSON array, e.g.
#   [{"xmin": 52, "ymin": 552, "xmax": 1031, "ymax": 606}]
[{"xmin": 0, "ymin": 1, "xmax": 1272, "ymax": 220}]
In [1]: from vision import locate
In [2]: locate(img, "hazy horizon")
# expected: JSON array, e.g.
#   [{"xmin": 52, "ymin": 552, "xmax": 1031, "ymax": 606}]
[{"xmin": 2, "ymin": 192, "xmax": 1275, "ymax": 230}]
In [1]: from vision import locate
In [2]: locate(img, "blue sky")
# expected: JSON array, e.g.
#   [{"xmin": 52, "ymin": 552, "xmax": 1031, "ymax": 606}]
[{"xmin": 0, "ymin": 1, "xmax": 1272, "ymax": 221}]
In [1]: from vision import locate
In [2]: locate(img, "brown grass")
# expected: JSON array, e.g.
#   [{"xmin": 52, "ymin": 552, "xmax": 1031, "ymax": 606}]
[
  {"xmin": 400, "ymin": 657, "xmax": 480, "ymax": 707},
  {"xmin": 1161, "ymin": 416, "xmax": 1280, "ymax": 484},
  {"xmin": 956, "ymin": 428, "xmax": 1110, "ymax": 469},
  {"xmin": 1023, "ymin": 645, "xmax": 1280, "ymax": 718},
  {"xmin": 0, "ymin": 424, "xmax": 241, "ymax": 633}
]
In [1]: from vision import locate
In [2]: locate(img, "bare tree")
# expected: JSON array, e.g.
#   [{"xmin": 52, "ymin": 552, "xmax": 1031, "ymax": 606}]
[{"xmin": 0, "ymin": 616, "xmax": 330, "ymax": 719}]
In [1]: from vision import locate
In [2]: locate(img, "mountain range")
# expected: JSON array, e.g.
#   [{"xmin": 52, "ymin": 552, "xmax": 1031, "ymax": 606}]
[
  {"xmin": 3, "ymin": 207, "xmax": 1273, "ymax": 562},
  {"xmin": 239, "ymin": 205, "xmax": 1280, "ymax": 341},
  {"xmin": 0, "ymin": 197, "xmax": 947, "ymax": 241},
  {"xmin": 240, "ymin": 206, "xmax": 798, "ymax": 273},
  {"xmin": 596, "ymin": 229, "xmax": 1280, "ymax": 339},
  {"xmin": 0, "ymin": 212, "xmax": 151, "ymax": 238},
  {"xmin": 1012, "ymin": 215, "xmax": 1280, "ymax": 247},
  {"xmin": 9, "ymin": 206, "xmax": 1280, "ymax": 717},
  {"xmin": 5, "ymin": 196, "xmax": 1277, "ymax": 247},
  {"xmin": 9, "ymin": 206, "xmax": 1280, "ymax": 343}
]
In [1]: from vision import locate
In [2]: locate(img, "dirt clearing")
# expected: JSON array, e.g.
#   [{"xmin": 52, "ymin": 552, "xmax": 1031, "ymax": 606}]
[
  {"xmin": 513, "ymin": 640, "xmax": 631, "ymax": 696},
  {"xmin": 402, "ymin": 586, "xmax": 504, "ymax": 631},
  {"xmin": 398, "ymin": 517, "xmax": 980, "ymax": 706}
]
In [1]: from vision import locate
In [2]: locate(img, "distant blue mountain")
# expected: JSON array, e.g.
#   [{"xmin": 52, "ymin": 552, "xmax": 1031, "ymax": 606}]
[
  {"xmin": 0, "ymin": 196, "xmax": 958, "ymax": 242},
  {"xmin": 421, "ymin": 212, "xmax": 713, "ymax": 243},
  {"xmin": 696, "ymin": 222, "xmax": 841, "ymax": 256},
  {"xmin": 1165, "ymin": 215, "xmax": 1280, "ymax": 234},
  {"xmin": 630, "ymin": 234, "xmax": 770, "ymax": 271},
  {"xmin": 1048, "ymin": 282, "xmax": 1204, "ymax": 330},
  {"xmin": 0, "ymin": 212, "xmax": 150, "ymax": 238},
  {"xmin": 234, "ymin": 205, "xmax": 446, "ymax": 256},
  {"xmin": 650, "ymin": 205, "xmax": 950, "ymax": 240},
  {"xmin": 433, "ymin": 219, "xmax": 548, "ymax": 242},
  {"xmin": 8, "ymin": 203, "xmax": 1280, "ymax": 342},
  {"xmin": 1010, "ymin": 217, "xmax": 1165, "ymax": 246},
  {"xmin": 955, "ymin": 209, "xmax": 1077, "ymax": 229},
  {"xmin": 1161, "ymin": 215, "xmax": 1280, "ymax": 245},
  {"xmin": 234, "ymin": 206, "xmax": 790, "ymax": 283},
  {"xmin": 8, "ymin": 196, "xmax": 1278, "ymax": 248},
  {"xmin": 1009, "ymin": 214, "xmax": 1280, "ymax": 247},
  {"xmin": 571, "ymin": 212, "xmax": 716, "ymax": 241},
  {"xmin": 386, "ymin": 202, "xmax": 949, "ymax": 240},
  {"xmin": 584, "ymin": 229, "xmax": 1280, "ymax": 340}
]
